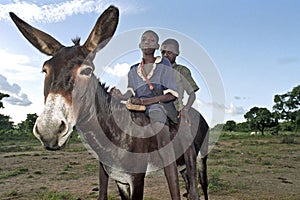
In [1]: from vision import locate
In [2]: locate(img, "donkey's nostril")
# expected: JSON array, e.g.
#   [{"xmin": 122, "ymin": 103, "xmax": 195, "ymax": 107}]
[{"xmin": 58, "ymin": 120, "xmax": 66, "ymax": 134}]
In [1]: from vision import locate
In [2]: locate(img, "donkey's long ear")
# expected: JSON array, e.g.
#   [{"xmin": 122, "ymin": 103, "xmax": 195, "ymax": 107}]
[
  {"xmin": 84, "ymin": 6, "xmax": 119, "ymax": 53},
  {"xmin": 9, "ymin": 12, "xmax": 64, "ymax": 56}
]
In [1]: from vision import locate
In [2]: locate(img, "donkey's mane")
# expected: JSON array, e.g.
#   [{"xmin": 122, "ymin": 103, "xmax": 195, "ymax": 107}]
[
  {"xmin": 98, "ymin": 81, "xmax": 110, "ymax": 93},
  {"xmin": 95, "ymin": 79, "xmax": 151, "ymax": 129},
  {"xmin": 96, "ymin": 80, "xmax": 128, "ymax": 113},
  {"xmin": 72, "ymin": 37, "xmax": 81, "ymax": 46}
]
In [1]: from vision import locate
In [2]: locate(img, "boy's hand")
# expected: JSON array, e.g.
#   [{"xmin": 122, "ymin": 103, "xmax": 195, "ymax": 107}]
[
  {"xmin": 110, "ymin": 87, "xmax": 123, "ymax": 100},
  {"xmin": 130, "ymin": 97, "xmax": 142, "ymax": 105},
  {"xmin": 179, "ymin": 108, "xmax": 191, "ymax": 126}
]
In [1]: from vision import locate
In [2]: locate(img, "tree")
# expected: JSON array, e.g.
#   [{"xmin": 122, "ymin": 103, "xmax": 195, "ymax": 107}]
[
  {"xmin": 236, "ymin": 122, "xmax": 250, "ymax": 132},
  {"xmin": 223, "ymin": 120, "xmax": 237, "ymax": 132},
  {"xmin": 211, "ymin": 123, "xmax": 224, "ymax": 132},
  {"xmin": 244, "ymin": 107, "xmax": 276, "ymax": 135},
  {"xmin": 295, "ymin": 110, "xmax": 300, "ymax": 133},
  {"xmin": 273, "ymin": 85, "xmax": 300, "ymax": 131},
  {"xmin": 0, "ymin": 92, "xmax": 9, "ymax": 109},
  {"xmin": 0, "ymin": 114, "xmax": 14, "ymax": 133},
  {"xmin": 16, "ymin": 113, "xmax": 38, "ymax": 138},
  {"xmin": 0, "ymin": 92, "xmax": 14, "ymax": 138}
]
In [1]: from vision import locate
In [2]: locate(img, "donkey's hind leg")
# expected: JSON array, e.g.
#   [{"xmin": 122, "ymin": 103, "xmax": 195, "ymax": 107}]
[
  {"xmin": 180, "ymin": 169, "xmax": 189, "ymax": 198},
  {"xmin": 115, "ymin": 173, "xmax": 146, "ymax": 200},
  {"xmin": 199, "ymin": 129, "xmax": 209, "ymax": 200},
  {"xmin": 198, "ymin": 155, "xmax": 208, "ymax": 200},
  {"xmin": 116, "ymin": 182, "xmax": 130, "ymax": 200},
  {"xmin": 184, "ymin": 145, "xmax": 199, "ymax": 200}
]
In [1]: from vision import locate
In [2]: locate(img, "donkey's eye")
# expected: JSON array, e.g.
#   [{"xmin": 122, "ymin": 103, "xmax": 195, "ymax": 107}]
[
  {"xmin": 80, "ymin": 67, "xmax": 93, "ymax": 76},
  {"xmin": 41, "ymin": 67, "xmax": 48, "ymax": 75}
]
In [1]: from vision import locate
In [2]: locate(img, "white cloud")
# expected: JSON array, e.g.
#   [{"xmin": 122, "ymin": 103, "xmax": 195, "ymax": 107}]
[
  {"xmin": 0, "ymin": 49, "xmax": 41, "ymax": 82},
  {"xmin": 195, "ymin": 98, "xmax": 226, "ymax": 111},
  {"xmin": 103, "ymin": 63, "xmax": 130, "ymax": 77},
  {"xmin": 0, "ymin": 49, "xmax": 43, "ymax": 123},
  {"xmin": 0, "ymin": 0, "xmax": 139, "ymax": 23},
  {"xmin": 0, "ymin": 49, "xmax": 30, "ymax": 66},
  {"xmin": 225, "ymin": 103, "xmax": 245, "ymax": 115},
  {"xmin": 195, "ymin": 99, "xmax": 245, "ymax": 116},
  {"xmin": 0, "ymin": 74, "xmax": 31, "ymax": 106},
  {"xmin": 234, "ymin": 96, "xmax": 241, "ymax": 100},
  {"xmin": 234, "ymin": 95, "xmax": 250, "ymax": 100}
]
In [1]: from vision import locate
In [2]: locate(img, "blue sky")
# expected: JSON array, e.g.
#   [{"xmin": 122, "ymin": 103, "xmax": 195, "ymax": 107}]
[{"xmin": 0, "ymin": 0, "xmax": 299, "ymax": 126}]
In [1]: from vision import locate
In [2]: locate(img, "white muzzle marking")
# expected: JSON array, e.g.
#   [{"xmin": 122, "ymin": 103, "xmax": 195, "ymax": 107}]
[{"xmin": 33, "ymin": 93, "xmax": 76, "ymax": 148}]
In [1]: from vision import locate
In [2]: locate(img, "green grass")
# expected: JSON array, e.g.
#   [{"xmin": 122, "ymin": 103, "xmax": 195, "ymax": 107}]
[
  {"xmin": 0, "ymin": 168, "xmax": 28, "ymax": 179},
  {"xmin": 6, "ymin": 190, "xmax": 18, "ymax": 197},
  {"xmin": 1, "ymin": 132, "xmax": 299, "ymax": 199},
  {"xmin": 83, "ymin": 163, "xmax": 98, "ymax": 173},
  {"xmin": 107, "ymin": 194, "xmax": 120, "ymax": 200},
  {"xmin": 281, "ymin": 136, "xmax": 297, "ymax": 144},
  {"xmin": 40, "ymin": 191, "xmax": 80, "ymax": 200},
  {"xmin": 208, "ymin": 169, "xmax": 232, "ymax": 194},
  {"xmin": 0, "ymin": 145, "xmax": 36, "ymax": 153},
  {"xmin": 207, "ymin": 132, "xmax": 300, "ymax": 198}
]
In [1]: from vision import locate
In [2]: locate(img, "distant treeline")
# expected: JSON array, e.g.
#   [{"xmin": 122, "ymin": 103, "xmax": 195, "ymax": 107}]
[
  {"xmin": 213, "ymin": 85, "xmax": 300, "ymax": 135},
  {"xmin": 0, "ymin": 85, "xmax": 299, "ymax": 140}
]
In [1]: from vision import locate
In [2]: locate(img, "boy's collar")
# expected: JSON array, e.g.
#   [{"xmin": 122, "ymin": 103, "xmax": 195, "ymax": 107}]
[
  {"xmin": 141, "ymin": 56, "xmax": 162, "ymax": 64},
  {"xmin": 154, "ymin": 56, "xmax": 162, "ymax": 63},
  {"xmin": 137, "ymin": 56, "xmax": 161, "ymax": 81}
]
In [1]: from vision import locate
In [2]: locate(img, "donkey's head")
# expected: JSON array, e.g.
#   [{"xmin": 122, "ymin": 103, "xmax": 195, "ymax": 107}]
[{"xmin": 10, "ymin": 6, "xmax": 119, "ymax": 150}]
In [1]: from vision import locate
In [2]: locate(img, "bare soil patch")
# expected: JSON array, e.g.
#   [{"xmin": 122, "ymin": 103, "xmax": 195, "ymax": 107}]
[{"xmin": 0, "ymin": 134, "xmax": 299, "ymax": 199}]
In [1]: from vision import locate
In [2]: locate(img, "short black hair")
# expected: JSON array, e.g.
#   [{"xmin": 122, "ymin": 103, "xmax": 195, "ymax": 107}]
[
  {"xmin": 162, "ymin": 38, "xmax": 179, "ymax": 51},
  {"xmin": 161, "ymin": 38, "xmax": 179, "ymax": 54},
  {"xmin": 141, "ymin": 30, "xmax": 159, "ymax": 42}
]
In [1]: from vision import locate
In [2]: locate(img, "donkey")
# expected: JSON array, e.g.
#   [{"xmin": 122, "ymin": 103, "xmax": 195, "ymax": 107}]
[{"xmin": 10, "ymin": 6, "xmax": 209, "ymax": 200}]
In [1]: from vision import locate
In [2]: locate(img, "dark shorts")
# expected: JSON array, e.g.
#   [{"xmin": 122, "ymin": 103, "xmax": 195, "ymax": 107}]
[
  {"xmin": 146, "ymin": 103, "xmax": 178, "ymax": 124},
  {"xmin": 146, "ymin": 104, "xmax": 167, "ymax": 123}
]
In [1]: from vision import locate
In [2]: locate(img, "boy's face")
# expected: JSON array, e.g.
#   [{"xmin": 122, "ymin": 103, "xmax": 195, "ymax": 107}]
[
  {"xmin": 139, "ymin": 32, "xmax": 159, "ymax": 51},
  {"xmin": 161, "ymin": 43, "xmax": 178, "ymax": 63}
]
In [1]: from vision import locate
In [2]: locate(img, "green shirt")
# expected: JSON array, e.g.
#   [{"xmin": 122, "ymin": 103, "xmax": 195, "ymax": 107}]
[{"xmin": 172, "ymin": 62, "xmax": 199, "ymax": 111}]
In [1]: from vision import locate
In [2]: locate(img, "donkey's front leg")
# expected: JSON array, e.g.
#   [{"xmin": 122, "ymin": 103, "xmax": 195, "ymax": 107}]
[
  {"xmin": 184, "ymin": 145, "xmax": 199, "ymax": 200},
  {"xmin": 98, "ymin": 162, "xmax": 109, "ymax": 200},
  {"xmin": 130, "ymin": 173, "xmax": 146, "ymax": 200}
]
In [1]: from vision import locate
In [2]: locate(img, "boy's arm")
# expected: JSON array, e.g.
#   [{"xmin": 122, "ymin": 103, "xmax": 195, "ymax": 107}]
[
  {"xmin": 130, "ymin": 93, "xmax": 176, "ymax": 105},
  {"xmin": 110, "ymin": 87, "xmax": 133, "ymax": 101}
]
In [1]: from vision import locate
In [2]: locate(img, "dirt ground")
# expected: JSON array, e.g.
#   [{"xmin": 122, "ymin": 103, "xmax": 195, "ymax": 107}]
[{"xmin": 0, "ymin": 135, "xmax": 299, "ymax": 200}]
